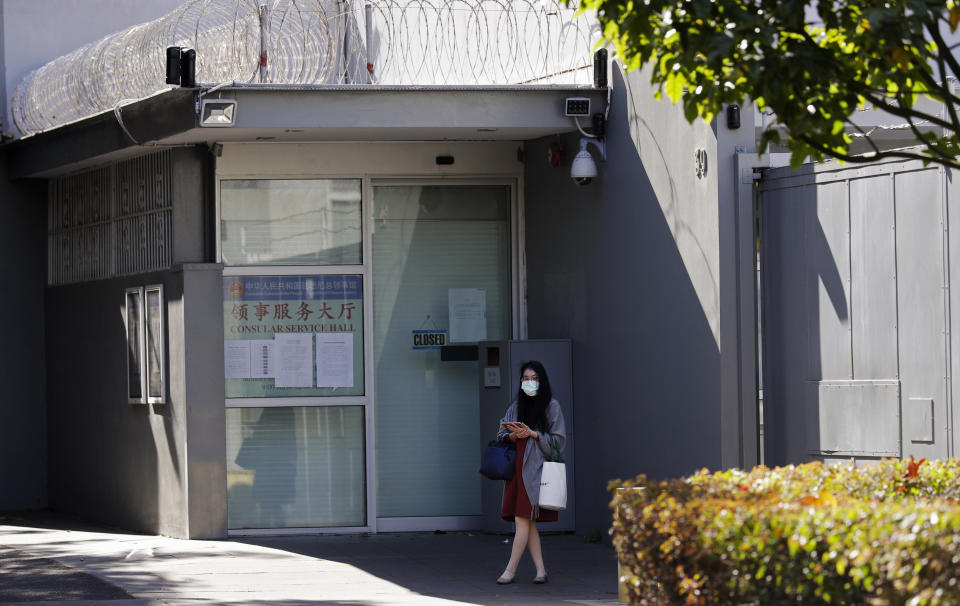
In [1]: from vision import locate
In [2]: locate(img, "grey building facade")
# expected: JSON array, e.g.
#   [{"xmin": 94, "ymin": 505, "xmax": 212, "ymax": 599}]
[{"xmin": 0, "ymin": 0, "xmax": 758, "ymax": 539}]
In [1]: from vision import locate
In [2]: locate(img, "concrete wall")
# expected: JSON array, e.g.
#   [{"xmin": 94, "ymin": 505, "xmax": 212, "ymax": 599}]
[
  {"xmin": 0, "ymin": 147, "xmax": 46, "ymax": 510},
  {"xmin": 45, "ymin": 148, "xmax": 223, "ymax": 538},
  {"xmin": 46, "ymin": 271, "xmax": 184, "ymax": 533},
  {"xmin": 181, "ymin": 264, "xmax": 227, "ymax": 538},
  {"xmin": 716, "ymin": 102, "xmax": 762, "ymax": 470},
  {"xmin": 46, "ymin": 265, "xmax": 225, "ymax": 538},
  {"xmin": 1, "ymin": 0, "xmax": 184, "ymax": 135},
  {"xmin": 524, "ymin": 64, "xmax": 723, "ymax": 535}
]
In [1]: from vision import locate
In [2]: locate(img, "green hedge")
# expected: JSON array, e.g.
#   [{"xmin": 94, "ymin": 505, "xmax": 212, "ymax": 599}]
[{"xmin": 611, "ymin": 459, "xmax": 960, "ymax": 605}]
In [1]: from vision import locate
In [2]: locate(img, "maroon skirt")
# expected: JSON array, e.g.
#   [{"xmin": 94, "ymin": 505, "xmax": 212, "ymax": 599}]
[{"xmin": 500, "ymin": 438, "xmax": 559, "ymax": 523}]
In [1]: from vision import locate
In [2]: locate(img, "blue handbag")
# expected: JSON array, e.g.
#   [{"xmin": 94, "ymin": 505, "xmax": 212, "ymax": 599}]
[{"xmin": 479, "ymin": 440, "xmax": 516, "ymax": 481}]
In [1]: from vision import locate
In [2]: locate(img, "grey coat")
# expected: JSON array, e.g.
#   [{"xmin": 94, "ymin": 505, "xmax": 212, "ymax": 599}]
[{"xmin": 497, "ymin": 399, "xmax": 566, "ymax": 519}]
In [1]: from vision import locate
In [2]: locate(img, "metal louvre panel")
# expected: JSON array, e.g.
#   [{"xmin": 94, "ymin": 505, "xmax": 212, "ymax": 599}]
[
  {"xmin": 47, "ymin": 150, "xmax": 173, "ymax": 285},
  {"xmin": 75, "ymin": 224, "xmax": 112, "ymax": 282},
  {"xmin": 116, "ymin": 211, "xmax": 173, "ymax": 276}
]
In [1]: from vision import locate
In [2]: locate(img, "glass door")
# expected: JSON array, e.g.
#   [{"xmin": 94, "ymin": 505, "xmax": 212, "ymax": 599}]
[{"xmin": 372, "ymin": 184, "xmax": 512, "ymax": 522}]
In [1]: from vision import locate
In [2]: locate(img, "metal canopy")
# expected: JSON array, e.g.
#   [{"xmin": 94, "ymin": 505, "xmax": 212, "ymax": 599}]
[{"xmin": 4, "ymin": 85, "xmax": 608, "ymax": 178}]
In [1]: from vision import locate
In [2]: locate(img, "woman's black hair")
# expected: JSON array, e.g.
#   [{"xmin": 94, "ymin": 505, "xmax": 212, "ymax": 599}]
[{"xmin": 516, "ymin": 360, "xmax": 552, "ymax": 432}]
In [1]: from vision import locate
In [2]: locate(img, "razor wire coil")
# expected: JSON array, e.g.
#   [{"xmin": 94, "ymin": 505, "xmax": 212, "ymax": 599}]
[{"xmin": 11, "ymin": 0, "xmax": 600, "ymax": 136}]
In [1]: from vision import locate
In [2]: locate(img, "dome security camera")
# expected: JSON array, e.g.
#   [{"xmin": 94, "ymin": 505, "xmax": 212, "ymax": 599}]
[{"xmin": 570, "ymin": 138, "xmax": 604, "ymax": 186}]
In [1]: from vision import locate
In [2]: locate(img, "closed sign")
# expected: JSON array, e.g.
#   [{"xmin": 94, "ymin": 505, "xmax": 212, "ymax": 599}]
[{"xmin": 412, "ymin": 329, "xmax": 446, "ymax": 350}]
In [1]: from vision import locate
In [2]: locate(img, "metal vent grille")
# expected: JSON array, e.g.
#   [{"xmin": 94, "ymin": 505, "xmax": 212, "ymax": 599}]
[{"xmin": 48, "ymin": 151, "xmax": 173, "ymax": 285}]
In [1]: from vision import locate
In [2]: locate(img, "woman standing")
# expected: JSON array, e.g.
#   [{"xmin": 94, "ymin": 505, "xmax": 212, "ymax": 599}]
[{"xmin": 496, "ymin": 360, "xmax": 566, "ymax": 585}]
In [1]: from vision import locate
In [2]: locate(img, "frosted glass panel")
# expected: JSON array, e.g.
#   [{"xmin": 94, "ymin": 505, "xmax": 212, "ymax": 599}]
[
  {"xmin": 373, "ymin": 185, "xmax": 510, "ymax": 517},
  {"xmin": 221, "ymin": 180, "xmax": 362, "ymax": 265},
  {"xmin": 226, "ymin": 406, "xmax": 366, "ymax": 529}
]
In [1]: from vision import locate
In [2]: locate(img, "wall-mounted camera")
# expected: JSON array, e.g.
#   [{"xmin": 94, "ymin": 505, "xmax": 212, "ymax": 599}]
[{"xmin": 570, "ymin": 138, "xmax": 606, "ymax": 186}]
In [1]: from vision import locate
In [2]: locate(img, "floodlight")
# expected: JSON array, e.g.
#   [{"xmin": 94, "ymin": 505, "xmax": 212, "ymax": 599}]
[{"xmin": 199, "ymin": 99, "xmax": 237, "ymax": 127}]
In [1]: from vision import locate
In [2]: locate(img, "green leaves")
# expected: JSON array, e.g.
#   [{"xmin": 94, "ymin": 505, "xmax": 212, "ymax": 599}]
[
  {"xmin": 610, "ymin": 459, "xmax": 960, "ymax": 605},
  {"xmin": 578, "ymin": 0, "xmax": 960, "ymax": 170},
  {"xmin": 664, "ymin": 71, "xmax": 686, "ymax": 103}
]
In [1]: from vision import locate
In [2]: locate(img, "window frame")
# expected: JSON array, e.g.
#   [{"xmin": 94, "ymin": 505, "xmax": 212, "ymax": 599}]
[
  {"xmin": 144, "ymin": 284, "xmax": 167, "ymax": 404},
  {"xmin": 125, "ymin": 286, "xmax": 146, "ymax": 404},
  {"xmin": 218, "ymin": 177, "xmax": 364, "ymax": 268}
]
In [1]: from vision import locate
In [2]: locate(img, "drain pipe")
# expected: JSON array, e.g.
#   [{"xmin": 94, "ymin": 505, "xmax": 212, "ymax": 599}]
[
  {"xmin": 259, "ymin": 3, "xmax": 269, "ymax": 83},
  {"xmin": 341, "ymin": 0, "xmax": 351, "ymax": 83},
  {"xmin": 365, "ymin": 3, "xmax": 375, "ymax": 83}
]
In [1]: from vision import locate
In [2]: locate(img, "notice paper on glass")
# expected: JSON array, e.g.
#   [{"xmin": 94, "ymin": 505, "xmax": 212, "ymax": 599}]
[
  {"xmin": 250, "ymin": 340, "xmax": 275, "ymax": 379},
  {"xmin": 275, "ymin": 333, "xmax": 313, "ymax": 387},
  {"xmin": 316, "ymin": 333, "xmax": 353, "ymax": 388},
  {"xmin": 224, "ymin": 340, "xmax": 252, "ymax": 379},
  {"xmin": 449, "ymin": 288, "xmax": 487, "ymax": 343}
]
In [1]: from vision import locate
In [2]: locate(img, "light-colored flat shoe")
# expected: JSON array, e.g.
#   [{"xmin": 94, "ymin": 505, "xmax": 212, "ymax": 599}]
[
  {"xmin": 497, "ymin": 574, "xmax": 515, "ymax": 585},
  {"xmin": 533, "ymin": 574, "xmax": 548, "ymax": 584}
]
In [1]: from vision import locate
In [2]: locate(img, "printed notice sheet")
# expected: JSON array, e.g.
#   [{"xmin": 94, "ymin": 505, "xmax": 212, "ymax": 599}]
[
  {"xmin": 275, "ymin": 333, "xmax": 313, "ymax": 387},
  {"xmin": 224, "ymin": 341, "xmax": 252, "ymax": 379},
  {"xmin": 316, "ymin": 333, "xmax": 353, "ymax": 388},
  {"xmin": 250, "ymin": 340, "xmax": 276, "ymax": 379},
  {"xmin": 449, "ymin": 288, "xmax": 487, "ymax": 343}
]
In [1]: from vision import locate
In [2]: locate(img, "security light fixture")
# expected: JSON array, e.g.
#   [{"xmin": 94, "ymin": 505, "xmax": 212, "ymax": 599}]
[
  {"xmin": 165, "ymin": 47, "xmax": 182, "ymax": 85},
  {"xmin": 165, "ymin": 47, "xmax": 196, "ymax": 87},
  {"xmin": 594, "ymin": 49, "xmax": 608, "ymax": 88},
  {"xmin": 565, "ymin": 97, "xmax": 591, "ymax": 116},
  {"xmin": 200, "ymin": 99, "xmax": 237, "ymax": 127},
  {"xmin": 726, "ymin": 104, "xmax": 741, "ymax": 129}
]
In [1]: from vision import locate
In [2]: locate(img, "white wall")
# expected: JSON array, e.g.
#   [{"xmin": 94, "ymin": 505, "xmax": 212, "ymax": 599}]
[{"xmin": 1, "ymin": 0, "xmax": 184, "ymax": 135}]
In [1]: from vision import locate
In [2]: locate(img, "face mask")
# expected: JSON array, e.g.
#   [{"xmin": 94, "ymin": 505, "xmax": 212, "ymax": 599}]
[{"xmin": 521, "ymin": 380, "xmax": 539, "ymax": 397}]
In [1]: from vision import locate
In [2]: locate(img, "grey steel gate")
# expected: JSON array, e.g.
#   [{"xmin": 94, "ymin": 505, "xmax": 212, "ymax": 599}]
[{"xmin": 758, "ymin": 159, "xmax": 958, "ymax": 466}]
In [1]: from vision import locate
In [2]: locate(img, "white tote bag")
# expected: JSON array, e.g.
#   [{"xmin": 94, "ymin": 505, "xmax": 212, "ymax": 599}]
[
  {"xmin": 538, "ymin": 436, "xmax": 567, "ymax": 511},
  {"xmin": 539, "ymin": 461, "xmax": 567, "ymax": 511}
]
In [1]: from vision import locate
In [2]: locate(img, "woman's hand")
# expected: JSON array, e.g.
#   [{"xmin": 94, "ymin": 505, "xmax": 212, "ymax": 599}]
[{"xmin": 505, "ymin": 422, "xmax": 538, "ymax": 440}]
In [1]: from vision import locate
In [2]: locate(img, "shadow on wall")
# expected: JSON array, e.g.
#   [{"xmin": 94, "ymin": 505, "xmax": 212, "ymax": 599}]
[
  {"xmin": 621, "ymin": 69, "xmax": 721, "ymax": 336},
  {"xmin": 760, "ymin": 163, "xmax": 950, "ymax": 467},
  {"xmin": 759, "ymin": 176, "xmax": 838, "ymax": 466},
  {"xmin": 45, "ymin": 275, "xmax": 185, "ymax": 535},
  {"xmin": 0, "ymin": 152, "xmax": 47, "ymax": 510},
  {"xmin": 523, "ymin": 64, "xmax": 722, "ymax": 533}
]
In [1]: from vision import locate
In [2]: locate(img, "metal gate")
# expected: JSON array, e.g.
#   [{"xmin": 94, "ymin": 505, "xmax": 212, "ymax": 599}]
[{"xmin": 758, "ymin": 158, "xmax": 959, "ymax": 466}]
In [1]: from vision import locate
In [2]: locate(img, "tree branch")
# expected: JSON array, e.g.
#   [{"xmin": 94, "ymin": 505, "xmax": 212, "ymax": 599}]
[
  {"xmin": 846, "ymin": 119, "xmax": 883, "ymax": 157},
  {"xmin": 913, "ymin": 65, "xmax": 960, "ymax": 110},
  {"xmin": 926, "ymin": 16, "xmax": 960, "ymax": 85},
  {"xmin": 859, "ymin": 91, "xmax": 955, "ymax": 130},
  {"xmin": 900, "ymin": 106, "xmax": 951, "ymax": 162},
  {"xmin": 792, "ymin": 23, "xmax": 958, "ymax": 131},
  {"xmin": 930, "ymin": 34, "xmax": 960, "ymax": 141},
  {"xmin": 796, "ymin": 133, "xmax": 960, "ymax": 170}
]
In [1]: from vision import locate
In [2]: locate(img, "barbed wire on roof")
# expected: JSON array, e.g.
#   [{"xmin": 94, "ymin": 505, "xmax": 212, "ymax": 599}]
[{"xmin": 11, "ymin": 0, "xmax": 601, "ymax": 137}]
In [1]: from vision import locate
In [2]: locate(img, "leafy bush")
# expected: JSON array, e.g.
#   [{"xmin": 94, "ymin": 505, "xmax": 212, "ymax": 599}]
[{"xmin": 611, "ymin": 459, "xmax": 960, "ymax": 605}]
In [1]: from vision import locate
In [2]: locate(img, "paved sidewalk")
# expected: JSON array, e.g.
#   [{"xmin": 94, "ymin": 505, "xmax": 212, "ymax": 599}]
[{"xmin": 0, "ymin": 512, "xmax": 619, "ymax": 605}]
